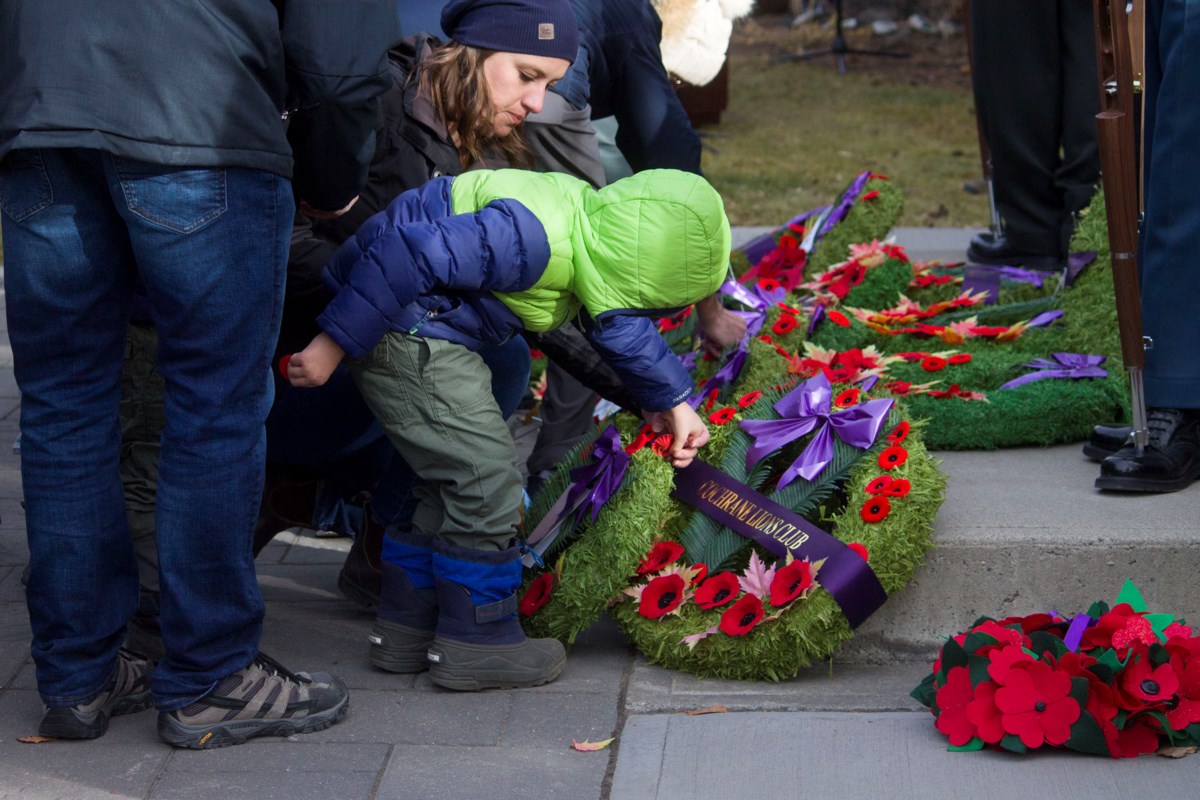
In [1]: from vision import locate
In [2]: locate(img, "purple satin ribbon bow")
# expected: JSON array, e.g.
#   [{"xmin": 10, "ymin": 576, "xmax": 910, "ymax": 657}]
[
  {"xmin": 565, "ymin": 426, "xmax": 630, "ymax": 524},
  {"xmin": 997, "ymin": 352, "xmax": 1107, "ymax": 391},
  {"xmin": 688, "ymin": 343, "xmax": 749, "ymax": 408},
  {"xmin": 720, "ymin": 278, "xmax": 786, "ymax": 337},
  {"xmin": 820, "ymin": 172, "xmax": 872, "ymax": 236},
  {"xmin": 739, "ymin": 373, "xmax": 894, "ymax": 488}
]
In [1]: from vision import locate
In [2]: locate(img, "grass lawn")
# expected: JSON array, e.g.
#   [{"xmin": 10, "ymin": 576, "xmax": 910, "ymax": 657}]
[{"xmin": 700, "ymin": 16, "xmax": 990, "ymax": 229}]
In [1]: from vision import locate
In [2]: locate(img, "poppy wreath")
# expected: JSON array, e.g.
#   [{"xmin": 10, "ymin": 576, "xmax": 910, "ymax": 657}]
[
  {"xmin": 800, "ymin": 190, "xmax": 1128, "ymax": 449},
  {"xmin": 519, "ymin": 352, "xmax": 945, "ymax": 679},
  {"xmin": 606, "ymin": 381, "xmax": 944, "ymax": 681},
  {"xmin": 911, "ymin": 581, "xmax": 1200, "ymax": 758}
]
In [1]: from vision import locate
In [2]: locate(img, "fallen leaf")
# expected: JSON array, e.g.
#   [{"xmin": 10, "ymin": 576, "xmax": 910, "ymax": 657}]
[
  {"xmin": 17, "ymin": 735, "xmax": 55, "ymax": 744},
  {"xmin": 685, "ymin": 705, "xmax": 728, "ymax": 716},
  {"xmin": 1157, "ymin": 745, "xmax": 1198, "ymax": 759},
  {"xmin": 571, "ymin": 737, "xmax": 615, "ymax": 752}
]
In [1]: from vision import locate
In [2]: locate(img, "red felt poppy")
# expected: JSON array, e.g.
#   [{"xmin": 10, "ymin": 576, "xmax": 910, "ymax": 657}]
[
  {"xmin": 278, "ymin": 354, "xmax": 292, "ymax": 381},
  {"xmin": 1106, "ymin": 718, "xmax": 1164, "ymax": 759},
  {"xmin": 896, "ymin": 352, "xmax": 930, "ymax": 362},
  {"xmin": 860, "ymin": 495, "xmax": 891, "ymax": 523},
  {"xmin": 886, "ymin": 421, "xmax": 910, "ymax": 443},
  {"xmin": 651, "ymin": 434, "xmax": 674, "ymax": 457},
  {"xmin": 827, "ymin": 310, "xmax": 851, "ymax": 327},
  {"xmin": 882, "ymin": 478, "xmax": 911, "ymax": 497},
  {"xmin": 834, "ymin": 388, "xmax": 861, "ymax": 407},
  {"xmin": 773, "ymin": 343, "xmax": 792, "ymax": 358},
  {"xmin": 865, "ymin": 475, "xmax": 894, "ymax": 495},
  {"xmin": 624, "ymin": 432, "xmax": 652, "ymax": 455},
  {"xmin": 769, "ymin": 560, "xmax": 813, "ymax": 606},
  {"xmin": 878, "ymin": 446, "xmax": 908, "ymax": 470},
  {"xmin": 777, "ymin": 302, "xmax": 802, "ymax": 315},
  {"xmin": 703, "ymin": 387, "xmax": 720, "ymax": 412},
  {"xmin": 636, "ymin": 541, "xmax": 686, "ymax": 575},
  {"xmin": 848, "ymin": 542, "xmax": 869, "ymax": 561},
  {"xmin": 519, "ymin": 573, "xmax": 555, "ymax": 617},
  {"xmin": 757, "ymin": 278, "xmax": 782, "ymax": 292},
  {"xmin": 772, "ymin": 315, "xmax": 798, "ymax": 335},
  {"xmin": 757, "ymin": 334, "xmax": 774, "ymax": 344},
  {"xmin": 921, "ymin": 356, "xmax": 948, "ymax": 372},
  {"xmin": 689, "ymin": 563, "xmax": 708, "ymax": 585},
  {"xmin": 529, "ymin": 349, "xmax": 545, "ymax": 360},
  {"xmin": 638, "ymin": 573, "xmax": 687, "ymax": 619},
  {"xmin": 1082, "ymin": 603, "xmax": 1150, "ymax": 651},
  {"xmin": 994, "ymin": 661, "xmax": 1081, "ymax": 748},
  {"xmin": 861, "ymin": 190, "xmax": 880, "ymax": 201},
  {"xmin": 719, "ymin": 593, "xmax": 765, "ymax": 636},
  {"xmin": 965, "ymin": 681, "xmax": 1006, "ymax": 744},
  {"xmin": 738, "ymin": 390, "xmax": 763, "ymax": 408},
  {"xmin": 935, "ymin": 667, "xmax": 979, "ymax": 747},
  {"xmin": 870, "ymin": 172, "xmax": 890, "ymax": 180},
  {"xmin": 708, "ymin": 407, "xmax": 736, "ymax": 426},
  {"xmin": 695, "ymin": 571, "xmax": 741, "ymax": 609},
  {"xmin": 948, "ymin": 353, "xmax": 973, "ymax": 365},
  {"xmin": 1120, "ymin": 656, "xmax": 1180, "ymax": 708},
  {"xmin": 658, "ymin": 318, "xmax": 680, "ymax": 332}
]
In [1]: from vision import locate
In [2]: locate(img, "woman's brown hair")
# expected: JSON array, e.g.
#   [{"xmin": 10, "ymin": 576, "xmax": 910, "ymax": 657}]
[{"xmin": 419, "ymin": 42, "xmax": 533, "ymax": 171}]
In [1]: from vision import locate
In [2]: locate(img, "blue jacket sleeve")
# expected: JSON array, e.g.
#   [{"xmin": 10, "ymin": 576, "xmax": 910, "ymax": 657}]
[
  {"xmin": 584, "ymin": 314, "xmax": 694, "ymax": 412},
  {"xmin": 318, "ymin": 195, "xmax": 550, "ymax": 358}
]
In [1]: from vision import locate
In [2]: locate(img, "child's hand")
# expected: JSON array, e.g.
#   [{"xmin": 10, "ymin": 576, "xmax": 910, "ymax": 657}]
[
  {"xmin": 648, "ymin": 402, "xmax": 710, "ymax": 468},
  {"xmin": 284, "ymin": 332, "xmax": 345, "ymax": 388}
]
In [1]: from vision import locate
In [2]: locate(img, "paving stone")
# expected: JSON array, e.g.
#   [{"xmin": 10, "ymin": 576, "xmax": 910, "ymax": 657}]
[
  {"xmin": 377, "ymin": 744, "xmax": 609, "ymax": 800},
  {"xmin": 159, "ymin": 739, "xmax": 389, "ymax": 800},
  {"xmin": 504, "ymin": 687, "xmax": 620, "ymax": 746},
  {"xmin": 0, "ymin": 689, "xmax": 167, "ymax": 800},
  {"xmin": 310, "ymin": 687, "xmax": 511, "ymax": 746},
  {"xmin": 610, "ymin": 711, "xmax": 1200, "ymax": 800},
  {"xmin": 626, "ymin": 659, "xmax": 928, "ymax": 713}
]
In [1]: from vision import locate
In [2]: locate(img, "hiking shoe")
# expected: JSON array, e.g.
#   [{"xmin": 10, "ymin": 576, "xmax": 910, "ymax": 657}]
[
  {"xmin": 39, "ymin": 649, "xmax": 153, "ymax": 739},
  {"xmin": 157, "ymin": 653, "xmax": 348, "ymax": 749}
]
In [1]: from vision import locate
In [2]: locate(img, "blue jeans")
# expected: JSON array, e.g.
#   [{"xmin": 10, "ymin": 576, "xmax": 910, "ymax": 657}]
[{"xmin": 0, "ymin": 149, "xmax": 291, "ymax": 710}]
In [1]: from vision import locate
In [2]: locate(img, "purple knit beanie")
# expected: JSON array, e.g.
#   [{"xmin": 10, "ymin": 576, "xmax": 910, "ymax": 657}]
[{"xmin": 440, "ymin": 0, "xmax": 579, "ymax": 62}]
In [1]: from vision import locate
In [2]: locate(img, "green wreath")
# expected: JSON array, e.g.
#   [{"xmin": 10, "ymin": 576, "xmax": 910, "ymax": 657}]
[{"xmin": 518, "ymin": 173, "xmax": 904, "ymax": 631}]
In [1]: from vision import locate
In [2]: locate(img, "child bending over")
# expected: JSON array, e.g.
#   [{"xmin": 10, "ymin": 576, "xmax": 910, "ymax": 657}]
[{"xmin": 285, "ymin": 168, "xmax": 731, "ymax": 691}]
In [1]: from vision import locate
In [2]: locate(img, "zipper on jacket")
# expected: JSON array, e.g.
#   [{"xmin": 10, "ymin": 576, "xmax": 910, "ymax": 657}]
[{"xmin": 408, "ymin": 309, "xmax": 437, "ymax": 334}]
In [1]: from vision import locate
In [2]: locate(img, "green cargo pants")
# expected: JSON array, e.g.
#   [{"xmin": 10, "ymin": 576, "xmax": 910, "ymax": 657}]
[{"xmin": 348, "ymin": 332, "xmax": 523, "ymax": 551}]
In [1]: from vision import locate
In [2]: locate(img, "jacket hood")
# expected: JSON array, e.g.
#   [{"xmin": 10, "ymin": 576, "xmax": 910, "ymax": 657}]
[{"xmin": 574, "ymin": 169, "xmax": 730, "ymax": 318}]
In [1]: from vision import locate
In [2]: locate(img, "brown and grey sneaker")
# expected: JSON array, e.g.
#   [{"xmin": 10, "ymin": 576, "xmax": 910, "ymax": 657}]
[
  {"xmin": 39, "ymin": 649, "xmax": 153, "ymax": 739},
  {"xmin": 157, "ymin": 653, "xmax": 348, "ymax": 749}
]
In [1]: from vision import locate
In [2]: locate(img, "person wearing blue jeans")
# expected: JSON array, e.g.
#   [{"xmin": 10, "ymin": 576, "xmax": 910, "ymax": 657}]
[{"xmin": 0, "ymin": 0, "xmax": 395, "ymax": 748}]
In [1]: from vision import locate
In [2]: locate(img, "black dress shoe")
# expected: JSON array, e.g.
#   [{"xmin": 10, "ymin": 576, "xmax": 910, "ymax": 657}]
[
  {"xmin": 1082, "ymin": 422, "xmax": 1133, "ymax": 462},
  {"xmin": 966, "ymin": 232, "xmax": 1063, "ymax": 272},
  {"xmin": 1095, "ymin": 408, "xmax": 1200, "ymax": 492}
]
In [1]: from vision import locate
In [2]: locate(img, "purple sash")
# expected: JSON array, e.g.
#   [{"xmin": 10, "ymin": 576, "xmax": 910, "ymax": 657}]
[{"xmin": 671, "ymin": 460, "xmax": 887, "ymax": 628}]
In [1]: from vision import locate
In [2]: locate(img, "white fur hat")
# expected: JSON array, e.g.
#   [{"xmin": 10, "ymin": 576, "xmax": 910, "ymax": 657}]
[{"xmin": 653, "ymin": 0, "xmax": 755, "ymax": 87}]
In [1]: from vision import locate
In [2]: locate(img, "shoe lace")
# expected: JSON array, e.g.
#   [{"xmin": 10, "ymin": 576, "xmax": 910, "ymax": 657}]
[
  {"xmin": 1146, "ymin": 409, "xmax": 1183, "ymax": 448},
  {"xmin": 252, "ymin": 652, "xmax": 310, "ymax": 685}
]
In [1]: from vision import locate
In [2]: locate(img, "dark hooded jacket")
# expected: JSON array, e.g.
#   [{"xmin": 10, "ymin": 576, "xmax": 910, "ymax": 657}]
[{"xmin": 0, "ymin": 0, "xmax": 397, "ymax": 211}]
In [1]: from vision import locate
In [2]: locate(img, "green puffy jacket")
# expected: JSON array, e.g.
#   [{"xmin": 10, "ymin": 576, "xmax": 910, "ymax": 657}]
[{"xmin": 450, "ymin": 168, "xmax": 731, "ymax": 332}]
